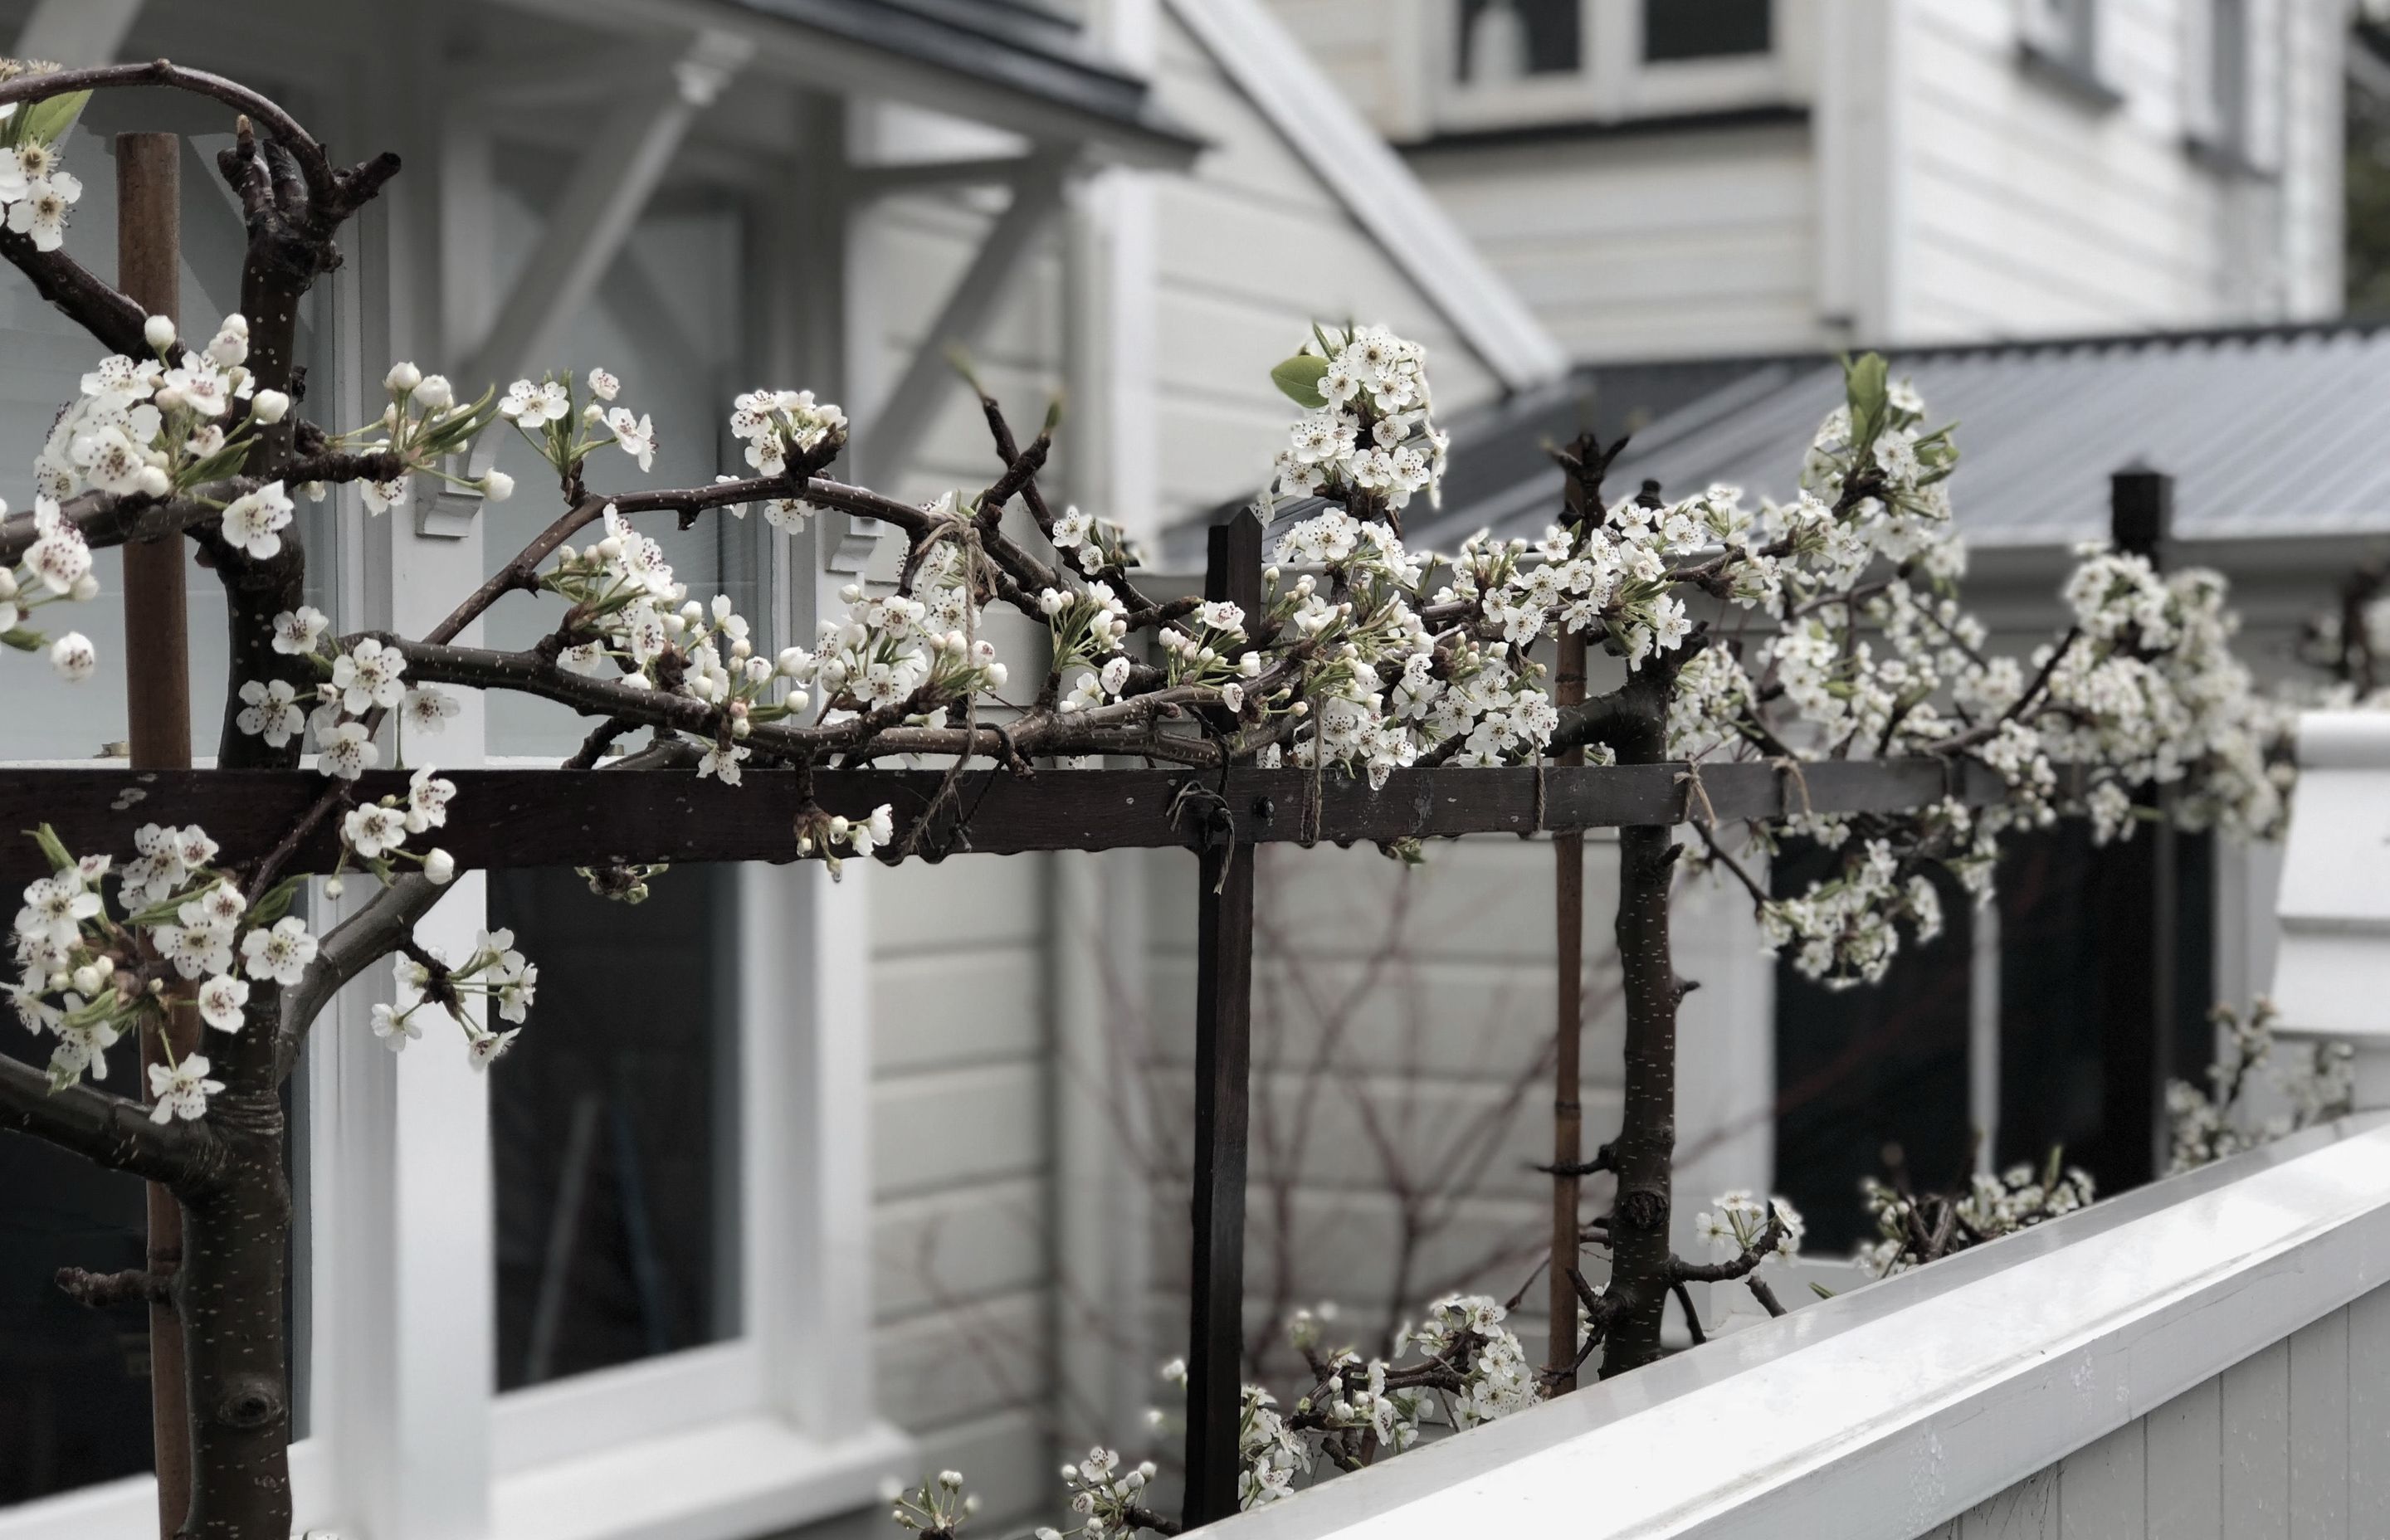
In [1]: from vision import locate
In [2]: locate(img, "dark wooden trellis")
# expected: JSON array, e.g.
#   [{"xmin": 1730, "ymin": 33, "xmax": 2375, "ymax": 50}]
[{"xmin": 0, "ymin": 487, "xmax": 2184, "ymax": 1529}]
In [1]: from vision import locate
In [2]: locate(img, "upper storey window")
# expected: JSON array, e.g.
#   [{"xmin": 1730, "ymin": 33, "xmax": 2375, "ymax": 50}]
[
  {"xmin": 1457, "ymin": 1, "xmax": 1583, "ymax": 84},
  {"xmin": 1641, "ymin": 0, "xmax": 1772, "ymax": 62},
  {"xmin": 1432, "ymin": 0, "xmax": 1792, "ymax": 139}
]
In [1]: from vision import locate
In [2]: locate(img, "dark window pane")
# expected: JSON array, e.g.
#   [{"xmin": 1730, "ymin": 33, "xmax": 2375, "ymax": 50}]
[
  {"xmin": 1457, "ymin": 0, "xmax": 1583, "ymax": 80},
  {"xmin": 491, "ymin": 865, "xmax": 739, "ymax": 1391},
  {"xmin": 0, "ymin": 1045, "xmax": 153, "ymax": 1504},
  {"xmin": 1642, "ymin": 0, "xmax": 1772, "ymax": 61},
  {"xmin": 1772, "ymin": 846, "xmax": 1973, "ymax": 1254}
]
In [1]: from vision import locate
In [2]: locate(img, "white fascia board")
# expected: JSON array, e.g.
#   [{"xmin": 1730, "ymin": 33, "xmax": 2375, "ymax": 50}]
[
  {"xmin": 1163, "ymin": 0, "xmax": 1569, "ymax": 393},
  {"xmin": 2274, "ymin": 711, "xmax": 2390, "ymax": 1042},
  {"xmin": 1200, "ymin": 1114, "xmax": 2390, "ymax": 1540}
]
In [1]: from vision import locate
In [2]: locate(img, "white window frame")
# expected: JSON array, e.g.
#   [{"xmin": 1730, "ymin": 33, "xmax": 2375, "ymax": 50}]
[{"xmin": 1432, "ymin": 0, "xmax": 1792, "ymax": 136}]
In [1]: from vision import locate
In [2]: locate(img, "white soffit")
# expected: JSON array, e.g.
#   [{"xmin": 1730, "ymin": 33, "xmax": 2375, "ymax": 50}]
[{"xmin": 1164, "ymin": 0, "xmax": 1570, "ymax": 394}]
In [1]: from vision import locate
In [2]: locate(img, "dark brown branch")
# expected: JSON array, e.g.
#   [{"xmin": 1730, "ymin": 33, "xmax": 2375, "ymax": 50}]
[
  {"xmin": 56, "ymin": 1265, "xmax": 174, "ymax": 1308},
  {"xmin": 0, "ymin": 453, "xmax": 403, "ymax": 565},
  {"xmin": 1671, "ymin": 1280, "xmax": 1707, "ymax": 1347},
  {"xmin": 1668, "ymin": 1204, "xmax": 1788, "ymax": 1285},
  {"xmin": 0, "ymin": 1050, "xmax": 219, "ymax": 1187},
  {"xmin": 272, "ymin": 874, "xmax": 446, "ymax": 1080},
  {"xmin": 0, "ymin": 60, "xmax": 338, "ymax": 196}
]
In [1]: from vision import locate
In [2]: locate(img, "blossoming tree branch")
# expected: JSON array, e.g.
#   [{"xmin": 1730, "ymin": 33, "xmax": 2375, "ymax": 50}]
[{"xmin": 0, "ymin": 58, "xmax": 2292, "ymax": 1540}]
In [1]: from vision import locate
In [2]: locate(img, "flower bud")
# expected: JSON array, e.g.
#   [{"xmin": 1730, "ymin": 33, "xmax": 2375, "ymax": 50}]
[
  {"xmin": 251, "ymin": 389, "xmax": 290, "ymax": 425},
  {"xmin": 480, "ymin": 470, "xmax": 514, "ymax": 502},
  {"xmin": 425, "ymin": 849, "xmax": 456, "ymax": 885},
  {"xmin": 324, "ymin": 877, "xmax": 345, "ymax": 898},
  {"xmin": 48, "ymin": 970, "xmax": 70, "ymax": 992},
  {"xmin": 144, "ymin": 314, "xmax": 176, "ymax": 352},
  {"xmin": 70, "ymin": 573, "xmax": 100, "ymax": 602},
  {"xmin": 136, "ymin": 465, "xmax": 172, "ymax": 499},
  {"xmin": 384, "ymin": 361, "xmax": 422, "ymax": 393},
  {"xmin": 414, "ymin": 374, "xmax": 454, "ymax": 412}
]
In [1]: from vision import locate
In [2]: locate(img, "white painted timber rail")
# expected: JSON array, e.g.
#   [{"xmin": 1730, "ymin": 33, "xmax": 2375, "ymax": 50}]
[{"xmin": 1201, "ymin": 1115, "xmax": 2390, "ymax": 1540}]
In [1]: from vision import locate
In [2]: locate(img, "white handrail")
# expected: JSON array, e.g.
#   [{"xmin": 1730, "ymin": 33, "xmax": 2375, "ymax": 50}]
[{"xmin": 1206, "ymin": 1115, "xmax": 2390, "ymax": 1539}]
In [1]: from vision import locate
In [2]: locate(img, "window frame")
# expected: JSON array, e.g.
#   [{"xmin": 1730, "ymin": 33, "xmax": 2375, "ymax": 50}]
[{"xmin": 1431, "ymin": 0, "xmax": 1792, "ymax": 137}]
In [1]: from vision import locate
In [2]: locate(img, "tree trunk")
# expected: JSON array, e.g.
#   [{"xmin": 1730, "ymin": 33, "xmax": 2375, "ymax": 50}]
[
  {"xmin": 174, "ymin": 990, "xmax": 293, "ymax": 1540},
  {"xmin": 1599, "ymin": 821, "xmax": 1679, "ymax": 1377}
]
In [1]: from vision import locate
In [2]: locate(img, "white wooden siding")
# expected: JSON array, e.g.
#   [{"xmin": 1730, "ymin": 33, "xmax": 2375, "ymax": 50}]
[
  {"xmin": 1917, "ymin": 1284, "xmax": 2390, "ymax": 1540},
  {"xmin": 868, "ymin": 855, "xmax": 1056, "ymax": 1538},
  {"xmin": 1410, "ymin": 125, "xmax": 1823, "ymax": 362},
  {"xmin": 1149, "ymin": 10, "xmax": 1502, "ymax": 524}
]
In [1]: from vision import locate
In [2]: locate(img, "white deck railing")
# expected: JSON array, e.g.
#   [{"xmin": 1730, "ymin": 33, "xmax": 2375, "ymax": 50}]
[{"xmin": 1204, "ymin": 1114, "xmax": 2390, "ymax": 1540}]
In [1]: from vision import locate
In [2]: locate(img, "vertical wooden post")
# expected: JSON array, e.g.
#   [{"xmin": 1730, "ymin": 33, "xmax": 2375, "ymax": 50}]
[
  {"xmin": 118, "ymin": 131, "xmax": 197, "ymax": 1539},
  {"xmin": 1183, "ymin": 509, "xmax": 1263, "ymax": 1529},
  {"xmin": 1547, "ymin": 629, "xmax": 1587, "ymax": 1394},
  {"xmin": 2091, "ymin": 465, "xmax": 2177, "ymax": 1191}
]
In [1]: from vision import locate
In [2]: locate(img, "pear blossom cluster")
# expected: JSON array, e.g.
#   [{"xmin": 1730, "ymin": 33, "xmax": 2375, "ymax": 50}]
[
  {"xmin": 500, "ymin": 367, "xmax": 655, "ymax": 484},
  {"xmin": 1858, "ymin": 1153, "xmax": 2095, "ymax": 1279},
  {"xmin": 884, "ymin": 1470, "xmax": 981, "ymax": 1538},
  {"xmin": 372, "ymin": 926, "xmax": 536, "ymax": 1068},
  {"xmin": 349, "ymin": 362, "xmax": 507, "ymax": 513},
  {"xmin": 9, "ymin": 822, "xmax": 314, "ymax": 1121},
  {"xmin": 1693, "ymin": 1189, "xmax": 1807, "ymax": 1262},
  {"xmin": 0, "ymin": 63, "xmax": 84, "ymax": 252},
  {"xmin": 724, "ymin": 386, "xmax": 845, "ymax": 529},
  {"xmin": 2165, "ymin": 998, "xmax": 2354, "ymax": 1175},
  {"xmin": 1, "ymin": 495, "xmax": 95, "ymax": 677},
  {"xmin": 1266, "ymin": 324, "xmax": 1449, "ymax": 514},
  {"xmin": 39, "ymin": 314, "xmax": 285, "ymax": 505}
]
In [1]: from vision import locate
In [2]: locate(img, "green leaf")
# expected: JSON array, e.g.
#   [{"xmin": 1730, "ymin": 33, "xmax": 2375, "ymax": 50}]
[
  {"xmin": 1809, "ymin": 1281, "xmax": 1839, "ymax": 1300},
  {"xmin": 1270, "ymin": 353, "xmax": 1330, "ymax": 410},
  {"xmin": 246, "ymin": 874, "xmax": 307, "ymax": 929},
  {"xmin": 178, "ymin": 441, "xmax": 255, "ymax": 490},
  {"xmin": 1842, "ymin": 351, "xmax": 1890, "ymax": 458},
  {"xmin": 17, "ymin": 88, "xmax": 90, "ymax": 149},
  {"xmin": 0, "ymin": 626, "xmax": 41, "ymax": 652},
  {"xmin": 29, "ymin": 823, "xmax": 75, "ymax": 875}
]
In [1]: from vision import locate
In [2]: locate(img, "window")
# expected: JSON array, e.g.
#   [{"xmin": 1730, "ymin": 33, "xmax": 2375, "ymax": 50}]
[
  {"xmin": 1641, "ymin": 0, "xmax": 1771, "ymax": 63},
  {"xmin": 2022, "ymin": 0, "xmax": 2101, "ymax": 74},
  {"xmin": 490, "ymin": 865, "xmax": 741, "ymax": 1391},
  {"xmin": 1456, "ymin": 0, "xmax": 1583, "ymax": 84}
]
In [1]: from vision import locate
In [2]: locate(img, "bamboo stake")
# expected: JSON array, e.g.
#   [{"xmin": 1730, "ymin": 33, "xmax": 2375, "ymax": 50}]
[{"xmin": 117, "ymin": 129, "xmax": 198, "ymax": 1539}]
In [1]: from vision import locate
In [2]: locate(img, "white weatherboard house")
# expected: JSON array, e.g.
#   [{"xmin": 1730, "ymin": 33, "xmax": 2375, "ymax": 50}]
[
  {"xmin": 0, "ymin": 7, "xmax": 2372, "ymax": 1540},
  {"xmin": 1266, "ymin": 0, "xmax": 2349, "ymax": 356}
]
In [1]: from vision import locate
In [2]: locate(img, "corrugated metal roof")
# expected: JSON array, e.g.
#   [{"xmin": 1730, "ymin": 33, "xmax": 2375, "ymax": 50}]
[{"xmin": 1404, "ymin": 322, "xmax": 2390, "ymax": 552}]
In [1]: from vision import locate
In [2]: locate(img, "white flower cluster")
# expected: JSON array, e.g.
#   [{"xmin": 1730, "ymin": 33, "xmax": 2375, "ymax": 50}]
[
  {"xmin": 373, "ymin": 925, "xmax": 536, "ymax": 1069},
  {"xmin": 1402, "ymin": 1294, "xmax": 1538, "ymax": 1429},
  {"xmin": 1692, "ymin": 1189, "xmax": 1807, "ymax": 1262},
  {"xmin": 884, "ymin": 1469, "xmax": 980, "ymax": 1538},
  {"xmin": 335, "ymin": 767, "xmax": 457, "ymax": 888},
  {"xmin": 2035, "ymin": 551, "xmax": 2291, "ymax": 842},
  {"xmin": 0, "ymin": 86, "xmax": 83, "ymax": 251},
  {"xmin": 1267, "ymin": 324, "xmax": 1449, "ymax": 514},
  {"xmin": 38, "ymin": 314, "xmax": 285, "ymax": 513},
  {"xmin": 1045, "ymin": 1446, "xmax": 1163, "ymax": 1538},
  {"xmin": 8, "ymin": 822, "xmax": 317, "ymax": 1123},
  {"xmin": 1753, "ymin": 817, "xmax": 1964, "ymax": 990},
  {"xmin": 357, "ymin": 362, "xmax": 507, "ymax": 513},
  {"xmin": 726, "ymin": 387, "xmax": 846, "ymax": 529},
  {"xmin": 500, "ymin": 367, "xmax": 656, "ymax": 484},
  {"xmin": 1, "ymin": 495, "xmax": 96, "ymax": 678},
  {"xmin": 1859, "ymin": 1154, "xmax": 2094, "ymax": 1279},
  {"xmin": 2165, "ymin": 997, "xmax": 2354, "ymax": 1174}
]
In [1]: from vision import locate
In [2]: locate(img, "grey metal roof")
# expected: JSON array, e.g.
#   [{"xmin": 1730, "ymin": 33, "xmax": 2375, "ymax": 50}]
[
  {"xmin": 719, "ymin": 0, "xmax": 1202, "ymax": 163},
  {"xmin": 1403, "ymin": 321, "xmax": 2390, "ymax": 552}
]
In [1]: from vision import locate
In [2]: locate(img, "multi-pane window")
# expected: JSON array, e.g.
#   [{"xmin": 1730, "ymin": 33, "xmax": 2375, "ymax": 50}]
[
  {"xmin": 1456, "ymin": 0, "xmax": 1583, "ymax": 83},
  {"xmin": 1641, "ymin": 0, "xmax": 1772, "ymax": 63}
]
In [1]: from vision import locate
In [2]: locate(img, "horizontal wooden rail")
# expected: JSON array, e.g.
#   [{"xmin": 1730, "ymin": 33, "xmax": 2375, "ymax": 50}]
[{"xmin": 0, "ymin": 758, "xmax": 2026, "ymax": 889}]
